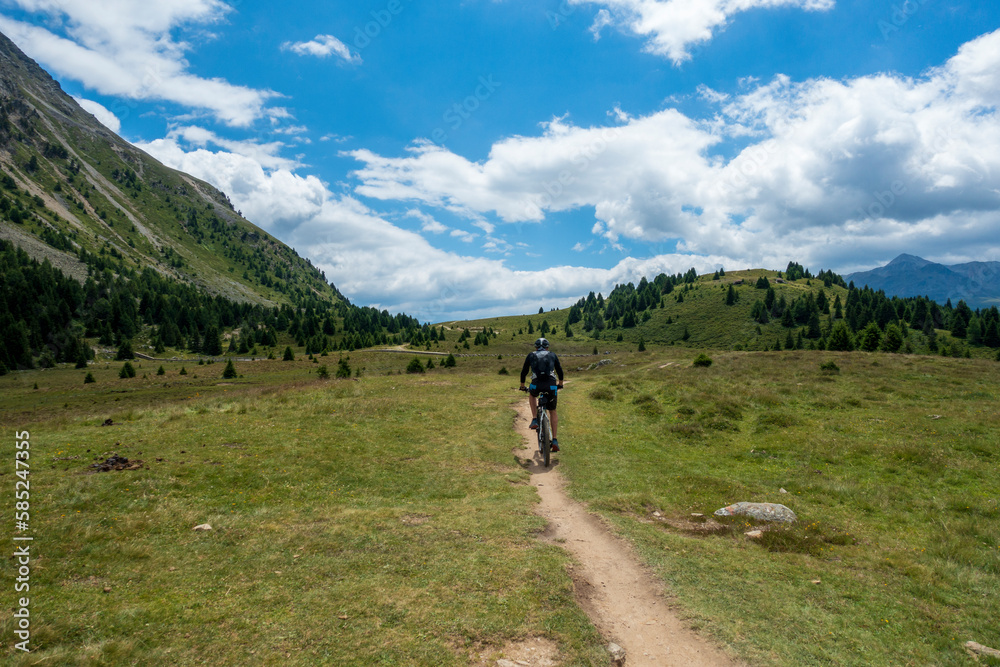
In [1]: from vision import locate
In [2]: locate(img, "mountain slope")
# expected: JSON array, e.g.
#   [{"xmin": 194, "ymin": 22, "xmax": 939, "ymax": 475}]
[
  {"xmin": 0, "ymin": 30, "xmax": 340, "ymax": 307},
  {"xmin": 846, "ymin": 254, "xmax": 1000, "ymax": 308}
]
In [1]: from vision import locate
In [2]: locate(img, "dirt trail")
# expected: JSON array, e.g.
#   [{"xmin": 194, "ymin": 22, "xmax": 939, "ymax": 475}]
[{"xmin": 514, "ymin": 404, "xmax": 741, "ymax": 667}]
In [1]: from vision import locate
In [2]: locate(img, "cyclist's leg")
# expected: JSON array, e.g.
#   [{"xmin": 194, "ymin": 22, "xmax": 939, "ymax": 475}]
[{"xmin": 550, "ymin": 408, "xmax": 557, "ymax": 439}]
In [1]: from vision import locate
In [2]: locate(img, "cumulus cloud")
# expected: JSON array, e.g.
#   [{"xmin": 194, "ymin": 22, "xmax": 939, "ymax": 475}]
[
  {"xmin": 0, "ymin": 0, "xmax": 277, "ymax": 126},
  {"xmin": 405, "ymin": 209, "xmax": 448, "ymax": 234},
  {"xmin": 139, "ymin": 131, "xmax": 729, "ymax": 320},
  {"xmin": 347, "ymin": 29, "xmax": 1000, "ymax": 275},
  {"xmin": 282, "ymin": 34, "xmax": 360, "ymax": 63},
  {"xmin": 137, "ymin": 131, "xmax": 325, "ymax": 232},
  {"xmin": 568, "ymin": 0, "xmax": 835, "ymax": 64},
  {"xmin": 73, "ymin": 97, "xmax": 121, "ymax": 133}
]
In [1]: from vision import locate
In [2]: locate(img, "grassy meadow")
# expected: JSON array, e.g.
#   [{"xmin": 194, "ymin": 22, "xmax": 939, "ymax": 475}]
[{"xmin": 2, "ymin": 341, "xmax": 999, "ymax": 665}]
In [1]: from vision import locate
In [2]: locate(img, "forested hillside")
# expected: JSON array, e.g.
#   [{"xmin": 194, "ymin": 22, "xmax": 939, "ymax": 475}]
[{"xmin": 0, "ymin": 30, "xmax": 340, "ymax": 308}]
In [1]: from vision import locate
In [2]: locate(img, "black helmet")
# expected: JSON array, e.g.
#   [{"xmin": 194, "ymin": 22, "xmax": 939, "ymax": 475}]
[{"xmin": 534, "ymin": 338, "xmax": 549, "ymax": 350}]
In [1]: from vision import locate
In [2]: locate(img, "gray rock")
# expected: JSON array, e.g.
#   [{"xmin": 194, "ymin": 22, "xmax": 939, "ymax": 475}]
[
  {"xmin": 714, "ymin": 502, "xmax": 797, "ymax": 523},
  {"xmin": 608, "ymin": 642, "xmax": 626, "ymax": 666}
]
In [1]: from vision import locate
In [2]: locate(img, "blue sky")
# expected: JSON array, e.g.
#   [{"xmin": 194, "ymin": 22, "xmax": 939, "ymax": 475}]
[{"xmin": 1, "ymin": 0, "xmax": 999, "ymax": 320}]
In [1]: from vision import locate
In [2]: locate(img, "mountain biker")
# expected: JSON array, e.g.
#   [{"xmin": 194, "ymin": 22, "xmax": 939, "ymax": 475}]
[{"xmin": 519, "ymin": 337, "xmax": 564, "ymax": 451}]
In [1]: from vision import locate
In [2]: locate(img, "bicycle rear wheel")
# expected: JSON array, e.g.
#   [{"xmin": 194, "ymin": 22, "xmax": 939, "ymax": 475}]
[{"xmin": 539, "ymin": 409, "xmax": 551, "ymax": 467}]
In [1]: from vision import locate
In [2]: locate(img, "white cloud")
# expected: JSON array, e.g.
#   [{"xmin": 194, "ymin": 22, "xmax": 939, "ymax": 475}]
[
  {"xmin": 0, "ymin": 1, "xmax": 277, "ymax": 126},
  {"xmin": 589, "ymin": 9, "xmax": 614, "ymax": 40},
  {"xmin": 138, "ymin": 131, "xmax": 732, "ymax": 320},
  {"xmin": 137, "ymin": 132, "xmax": 325, "ymax": 231},
  {"xmin": 282, "ymin": 34, "xmax": 360, "ymax": 64},
  {"xmin": 568, "ymin": 0, "xmax": 835, "ymax": 64},
  {"xmin": 405, "ymin": 209, "xmax": 448, "ymax": 234},
  {"xmin": 73, "ymin": 96, "xmax": 121, "ymax": 133},
  {"xmin": 347, "ymin": 29, "xmax": 1000, "ymax": 277},
  {"xmin": 450, "ymin": 229, "xmax": 477, "ymax": 243}
]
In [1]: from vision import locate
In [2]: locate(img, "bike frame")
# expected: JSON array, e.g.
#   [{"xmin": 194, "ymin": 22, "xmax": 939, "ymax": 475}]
[{"xmin": 535, "ymin": 386, "xmax": 556, "ymax": 467}]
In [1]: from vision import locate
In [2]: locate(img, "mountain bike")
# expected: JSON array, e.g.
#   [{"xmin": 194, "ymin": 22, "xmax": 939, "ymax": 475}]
[{"xmin": 522, "ymin": 385, "xmax": 557, "ymax": 467}]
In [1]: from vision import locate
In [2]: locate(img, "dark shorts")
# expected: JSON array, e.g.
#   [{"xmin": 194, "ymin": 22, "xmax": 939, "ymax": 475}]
[{"xmin": 528, "ymin": 378, "xmax": 558, "ymax": 410}]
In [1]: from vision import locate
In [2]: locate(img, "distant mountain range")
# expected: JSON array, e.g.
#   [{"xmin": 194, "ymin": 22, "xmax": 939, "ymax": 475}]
[{"xmin": 845, "ymin": 254, "xmax": 1000, "ymax": 309}]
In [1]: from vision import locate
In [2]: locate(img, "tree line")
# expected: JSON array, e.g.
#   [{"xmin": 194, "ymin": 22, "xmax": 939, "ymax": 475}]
[{"xmin": 0, "ymin": 239, "xmax": 422, "ymax": 372}]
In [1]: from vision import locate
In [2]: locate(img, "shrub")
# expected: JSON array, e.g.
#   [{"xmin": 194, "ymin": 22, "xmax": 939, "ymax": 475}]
[
  {"xmin": 156, "ymin": 365, "xmax": 165, "ymax": 376},
  {"xmin": 590, "ymin": 387, "xmax": 614, "ymax": 401},
  {"xmin": 820, "ymin": 360, "xmax": 840, "ymax": 373},
  {"xmin": 498, "ymin": 366, "xmax": 508, "ymax": 375},
  {"xmin": 406, "ymin": 357, "xmax": 425, "ymax": 374},
  {"xmin": 179, "ymin": 366, "xmax": 187, "ymax": 375},
  {"xmin": 84, "ymin": 372, "xmax": 95, "ymax": 384},
  {"xmin": 316, "ymin": 365, "xmax": 329, "ymax": 379},
  {"xmin": 693, "ymin": 353, "xmax": 713, "ymax": 367},
  {"xmin": 115, "ymin": 340, "xmax": 135, "ymax": 360}
]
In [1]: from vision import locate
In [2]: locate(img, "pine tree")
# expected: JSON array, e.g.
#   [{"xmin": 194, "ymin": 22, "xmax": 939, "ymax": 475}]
[
  {"xmin": 967, "ymin": 316, "xmax": 983, "ymax": 345},
  {"xmin": 827, "ymin": 321, "xmax": 854, "ymax": 351},
  {"xmin": 444, "ymin": 353, "xmax": 457, "ymax": 368},
  {"xmin": 984, "ymin": 320, "xmax": 1000, "ymax": 348},
  {"xmin": 115, "ymin": 339, "xmax": 135, "ymax": 360},
  {"xmin": 406, "ymin": 357, "xmax": 425, "ymax": 374},
  {"xmin": 222, "ymin": 359, "xmax": 237, "ymax": 378},
  {"xmin": 119, "ymin": 361, "xmax": 136, "ymax": 378},
  {"xmin": 857, "ymin": 322, "xmax": 882, "ymax": 352},
  {"xmin": 725, "ymin": 285, "xmax": 737, "ymax": 306},
  {"xmin": 283, "ymin": 346, "xmax": 295, "ymax": 361},
  {"xmin": 880, "ymin": 323, "xmax": 904, "ymax": 353},
  {"xmin": 336, "ymin": 357, "xmax": 352, "ymax": 378},
  {"xmin": 84, "ymin": 372, "xmax": 95, "ymax": 384},
  {"xmin": 201, "ymin": 325, "xmax": 223, "ymax": 356}
]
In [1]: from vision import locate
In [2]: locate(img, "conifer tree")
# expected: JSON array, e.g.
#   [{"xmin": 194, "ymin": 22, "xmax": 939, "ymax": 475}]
[
  {"xmin": 857, "ymin": 322, "xmax": 882, "ymax": 352},
  {"xmin": 222, "ymin": 359, "xmax": 237, "ymax": 378},
  {"xmin": 880, "ymin": 323, "xmax": 904, "ymax": 353},
  {"xmin": 827, "ymin": 321, "xmax": 854, "ymax": 351},
  {"xmin": 283, "ymin": 346, "xmax": 295, "ymax": 361},
  {"xmin": 115, "ymin": 339, "xmax": 135, "ymax": 360}
]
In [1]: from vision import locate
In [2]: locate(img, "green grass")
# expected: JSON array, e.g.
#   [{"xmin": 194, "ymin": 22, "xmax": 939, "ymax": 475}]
[
  {"xmin": 4, "ymin": 347, "xmax": 999, "ymax": 665},
  {"xmin": 0, "ymin": 360, "xmax": 606, "ymax": 665},
  {"xmin": 558, "ymin": 349, "xmax": 1000, "ymax": 665}
]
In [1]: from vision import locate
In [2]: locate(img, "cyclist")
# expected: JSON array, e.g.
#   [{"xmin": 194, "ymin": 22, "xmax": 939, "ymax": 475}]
[{"xmin": 519, "ymin": 337, "xmax": 564, "ymax": 451}]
